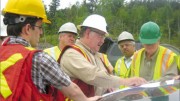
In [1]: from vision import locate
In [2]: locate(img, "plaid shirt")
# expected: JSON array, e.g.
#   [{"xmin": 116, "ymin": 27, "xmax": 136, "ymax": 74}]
[{"xmin": 6, "ymin": 36, "xmax": 71, "ymax": 93}]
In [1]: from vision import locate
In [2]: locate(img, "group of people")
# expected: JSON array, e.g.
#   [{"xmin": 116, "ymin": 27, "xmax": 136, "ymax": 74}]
[
  {"xmin": 0, "ymin": 0, "xmax": 179, "ymax": 101},
  {"xmin": 114, "ymin": 22, "xmax": 179, "ymax": 101}
]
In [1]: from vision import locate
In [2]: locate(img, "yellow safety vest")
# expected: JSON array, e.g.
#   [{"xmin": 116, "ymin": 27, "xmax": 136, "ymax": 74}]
[
  {"xmin": 101, "ymin": 54, "xmax": 114, "ymax": 74},
  {"xmin": 114, "ymin": 57, "xmax": 130, "ymax": 89},
  {"xmin": 44, "ymin": 46, "xmax": 61, "ymax": 61},
  {"xmin": 175, "ymin": 55, "xmax": 180, "ymax": 71},
  {"xmin": 131, "ymin": 46, "xmax": 176, "ymax": 80},
  {"xmin": 130, "ymin": 46, "xmax": 177, "ymax": 96}
]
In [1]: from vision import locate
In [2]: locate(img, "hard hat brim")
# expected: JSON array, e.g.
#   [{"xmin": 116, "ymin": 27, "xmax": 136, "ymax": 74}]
[
  {"xmin": 118, "ymin": 39, "xmax": 135, "ymax": 44},
  {"xmin": 77, "ymin": 25, "xmax": 109, "ymax": 37},
  {"xmin": 139, "ymin": 37, "xmax": 160, "ymax": 44},
  {"xmin": 43, "ymin": 19, "xmax": 51, "ymax": 24}
]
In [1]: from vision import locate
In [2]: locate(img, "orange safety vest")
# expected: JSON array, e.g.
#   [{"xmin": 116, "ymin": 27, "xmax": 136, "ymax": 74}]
[
  {"xmin": 57, "ymin": 45, "xmax": 111, "ymax": 101},
  {"xmin": 0, "ymin": 43, "xmax": 54, "ymax": 101},
  {"xmin": 58, "ymin": 45, "xmax": 95, "ymax": 98}
]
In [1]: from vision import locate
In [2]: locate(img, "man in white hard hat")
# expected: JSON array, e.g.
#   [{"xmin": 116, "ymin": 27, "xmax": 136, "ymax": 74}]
[
  {"xmin": 0, "ymin": 0, "xmax": 101, "ymax": 100},
  {"xmin": 44, "ymin": 22, "xmax": 78, "ymax": 61},
  {"xmin": 114, "ymin": 31, "xmax": 136, "ymax": 89},
  {"xmin": 59, "ymin": 14, "xmax": 147, "ymax": 97}
]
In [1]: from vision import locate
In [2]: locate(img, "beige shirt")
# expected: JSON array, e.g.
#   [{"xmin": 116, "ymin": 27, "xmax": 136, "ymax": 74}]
[{"xmin": 60, "ymin": 40, "xmax": 120, "ymax": 95}]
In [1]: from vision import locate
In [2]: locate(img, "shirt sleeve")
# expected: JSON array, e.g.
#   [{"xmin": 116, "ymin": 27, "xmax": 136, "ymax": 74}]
[
  {"xmin": 160, "ymin": 60, "xmax": 178, "ymax": 81},
  {"xmin": 60, "ymin": 49, "xmax": 121, "ymax": 88},
  {"xmin": 33, "ymin": 52, "xmax": 71, "ymax": 89}
]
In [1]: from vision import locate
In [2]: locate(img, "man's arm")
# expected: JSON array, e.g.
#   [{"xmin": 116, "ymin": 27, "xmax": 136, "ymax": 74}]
[
  {"xmin": 61, "ymin": 82, "xmax": 101, "ymax": 101},
  {"xmin": 61, "ymin": 48, "xmax": 147, "ymax": 88}
]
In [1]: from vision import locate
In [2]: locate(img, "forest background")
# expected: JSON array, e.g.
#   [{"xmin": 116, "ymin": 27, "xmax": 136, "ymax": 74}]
[{"xmin": 41, "ymin": 0, "xmax": 180, "ymax": 49}]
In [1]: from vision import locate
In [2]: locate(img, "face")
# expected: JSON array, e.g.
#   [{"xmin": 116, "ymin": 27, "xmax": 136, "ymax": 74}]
[
  {"xmin": 29, "ymin": 20, "xmax": 43, "ymax": 48},
  {"xmin": 143, "ymin": 42, "xmax": 159, "ymax": 56},
  {"xmin": 118, "ymin": 40, "xmax": 135, "ymax": 58},
  {"xmin": 59, "ymin": 33, "xmax": 76, "ymax": 47},
  {"xmin": 88, "ymin": 28, "xmax": 105, "ymax": 52}
]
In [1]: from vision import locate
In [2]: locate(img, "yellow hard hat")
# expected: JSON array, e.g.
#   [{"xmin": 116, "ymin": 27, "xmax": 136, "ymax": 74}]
[{"xmin": 2, "ymin": 0, "xmax": 51, "ymax": 23}]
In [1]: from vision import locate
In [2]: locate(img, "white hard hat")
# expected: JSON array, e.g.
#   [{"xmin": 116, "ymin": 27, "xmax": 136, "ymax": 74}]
[
  {"xmin": 0, "ymin": 33, "xmax": 7, "ymax": 37},
  {"xmin": 58, "ymin": 22, "xmax": 77, "ymax": 35},
  {"xmin": 1, "ymin": 16, "xmax": 7, "ymax": 37},
  {"xmin": 77, "ymin": 14, "xmax": 108, "ymax": 36},
  {"xmin": 118, "ymin": 31, "xmax": 134, "ymax": 43}
]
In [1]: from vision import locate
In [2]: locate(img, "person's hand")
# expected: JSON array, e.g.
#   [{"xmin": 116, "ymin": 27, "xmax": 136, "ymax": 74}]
[
  {"xmin": 173, "ymin": 75, "xmax": 180, "ymax": 80},
  {"xmin": 124, "ymin": 77, "xmax": 147, "ymax": 87},
  {"xmin": 87, "ymin": 96, "xmax": 102, "ymax": 101}
]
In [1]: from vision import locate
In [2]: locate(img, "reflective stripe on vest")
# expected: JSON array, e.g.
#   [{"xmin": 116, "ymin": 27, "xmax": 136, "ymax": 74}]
[
  {"xmin": 102, "ymin": 54, "xmax": 108, "ymax": 66},
  {"xmin": 131, "ymin": 46, "xmax": 177, "ymax": 96},
  {"xmin": 0, "ymin": 43, "xmax": 54, "ymax": 101},
  {"xmin": 114, "ymin": 57, "xmax": 129, "ymax": 89},
  {"xmin": 115, "ymin": 57, "xmax": 128, "ymax": 77},
  {"xmin": 65, "ymin": 98, "xmax": 73, "ymax": 101},
  {"xmin": 44, "ymin": 46, "xmax": 61, "ymax": 61},
  {"xmin": 59, "ymin": 45, "xmax": 93, "ymax": 101},
  {"xmin": 0, "ymin": 54, "xmax": 23, "ymax": 98},
  {"xmin": 132, "ymin": 46, "xmax": 176, "ymax": 80},
  {"xmin": 101, "ymin": 54, "xmax": 113, "ymax": 74},
  {"xmin": 175, "ymin": 55, "xmax": 180, "ymax": 71}
]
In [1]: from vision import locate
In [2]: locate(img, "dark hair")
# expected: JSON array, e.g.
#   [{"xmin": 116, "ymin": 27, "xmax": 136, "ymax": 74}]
[{"xmin": 3, "ymin": 13, "xmax": 42, "ymax": 36}]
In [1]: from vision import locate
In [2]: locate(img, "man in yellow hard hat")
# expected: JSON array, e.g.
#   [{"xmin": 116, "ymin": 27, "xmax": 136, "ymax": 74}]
[
  {"xmin": 44, "ymin": 22, "xmax": 78, "ymax": 61},
  {"xmin": 59, "ymin": 14, "xmax": 147, "ymax": 97},
  {"xmin": 114, "ymin": 31, "xmax": 136, "ymax": 89},
  {"xmin": 129, "ymin": 21, "xmax": 178, "ymax": 100},
  {"xmin": 0, "ymin": 0, "xmax": 101, "ymax": 101}
]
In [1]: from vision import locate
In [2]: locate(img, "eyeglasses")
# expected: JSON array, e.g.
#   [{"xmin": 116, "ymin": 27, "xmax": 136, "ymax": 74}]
[
  {"xmin": 90, "ymin": 28, "xmax": 106, "ymax": 39},
  {"xmin": 32, "ymin": 25, "xmax": 43, "ymax": 30}
]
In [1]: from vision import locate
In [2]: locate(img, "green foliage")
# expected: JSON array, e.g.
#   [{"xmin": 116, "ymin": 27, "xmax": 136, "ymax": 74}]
[{"xmin": 43, "ymin": 0, "xmax": 180, "ymax": 49}]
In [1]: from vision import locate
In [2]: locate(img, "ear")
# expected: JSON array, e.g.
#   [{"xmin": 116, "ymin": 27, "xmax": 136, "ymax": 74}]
[
  {"xmin": 23, "ymin": 24, "xmax": 32, "ymax": 35},
  {"xmin": 85, "ymin": 28, "xmax": 91, "ymax": 38}
]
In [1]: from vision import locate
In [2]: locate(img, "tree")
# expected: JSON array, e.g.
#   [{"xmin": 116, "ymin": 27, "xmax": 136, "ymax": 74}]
[{"xmin": 48, "ymin": 0, "xmax": 60, "ymax": 34}]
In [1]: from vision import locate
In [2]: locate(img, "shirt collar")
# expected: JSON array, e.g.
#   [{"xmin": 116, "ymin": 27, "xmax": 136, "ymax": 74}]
[
  {"xmin": 7, "ymin": 36, "xmax": 31, "ymax": 47},
  {"xmin": 124, "ymin": 55, "xmax": 134, "ymax": 61},
  {"xmin": 76, "ymin": 39, "xmax": 96, "ymax": 55},
  {"xmin": 143, "ymin": 47, "xmax": 160, "ymax": 60}
]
